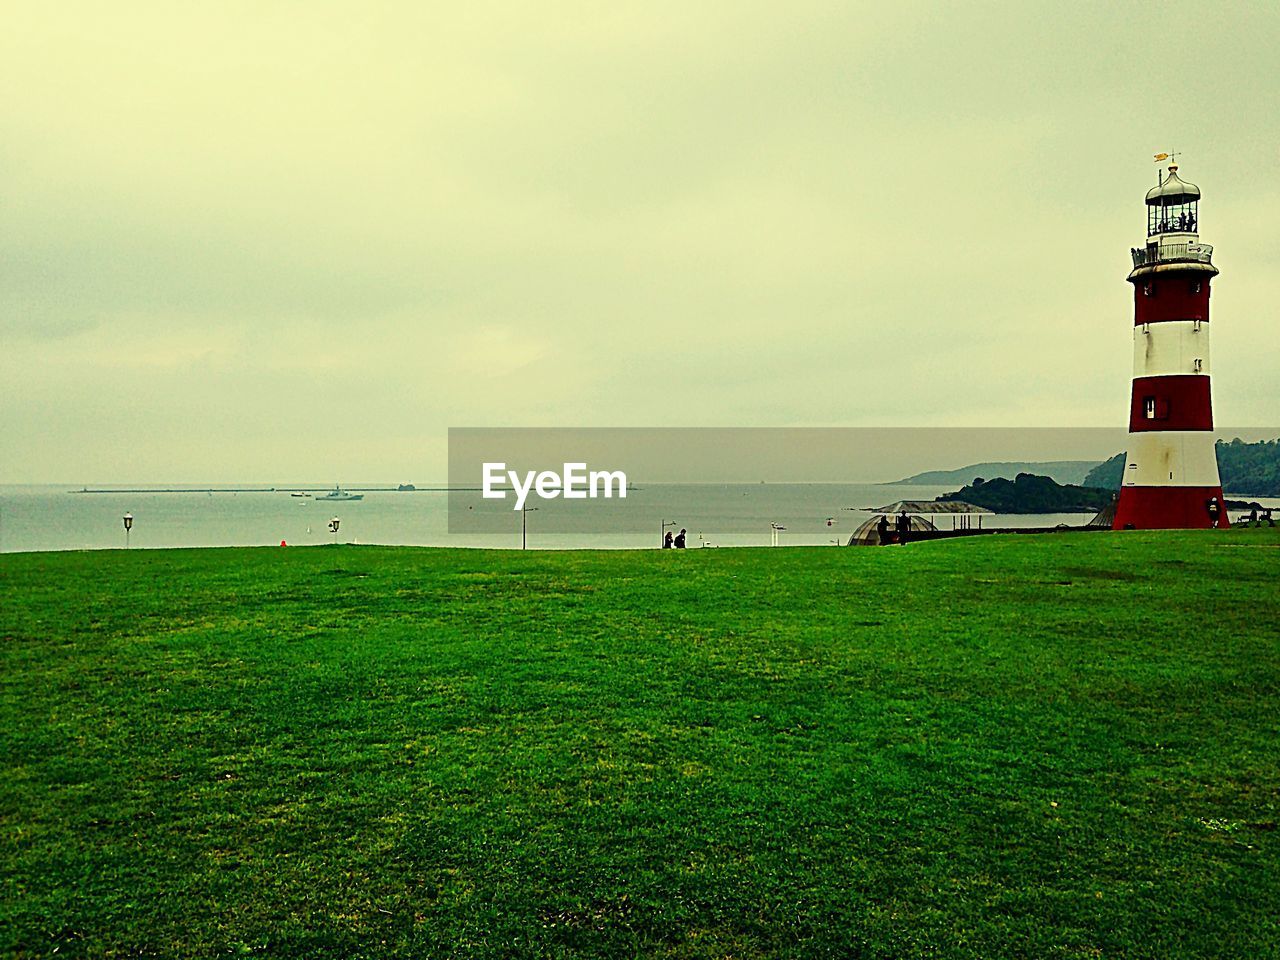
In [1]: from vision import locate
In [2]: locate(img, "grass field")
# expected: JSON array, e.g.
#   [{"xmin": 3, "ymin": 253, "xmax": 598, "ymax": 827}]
[{"xmin": 3, "ymin": 530, "xmax": 1279, "ymax": 959}]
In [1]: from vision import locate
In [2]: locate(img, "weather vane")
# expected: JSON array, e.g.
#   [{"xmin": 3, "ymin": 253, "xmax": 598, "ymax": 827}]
[{"xmin": 1153, "ymin": 150, "xmax": 1182, "ymax": 165}]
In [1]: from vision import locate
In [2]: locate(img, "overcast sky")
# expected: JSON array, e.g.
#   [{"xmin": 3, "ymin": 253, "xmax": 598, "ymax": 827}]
[{"xmin": 3, "ymin": 1, "xmax": 1277, "ymax": 483}]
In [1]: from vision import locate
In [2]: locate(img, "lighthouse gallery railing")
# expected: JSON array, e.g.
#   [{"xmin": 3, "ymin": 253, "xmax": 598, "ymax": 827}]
[{"xmin": 1130, "ymin": 242, "xmax": 1214, "ymax": 268}]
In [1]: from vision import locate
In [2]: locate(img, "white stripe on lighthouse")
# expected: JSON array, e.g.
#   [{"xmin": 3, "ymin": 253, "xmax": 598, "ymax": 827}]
[
  {"xmin": 1132, "ymin": 320, "xmax": 1211, "ymax": 378},
  {"xmin": 1122, "ymin": 431, "xmax": 1221, "ymax": 487}
]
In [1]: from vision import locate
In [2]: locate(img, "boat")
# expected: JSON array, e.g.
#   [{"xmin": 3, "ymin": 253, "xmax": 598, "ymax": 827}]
[
  {"xmin": 290, "ymin": 491, "xmax": 312, "ymax": 498},
  {"xmin": 316, "ymin": 486, "xmax": 364, "ymax": 501}
]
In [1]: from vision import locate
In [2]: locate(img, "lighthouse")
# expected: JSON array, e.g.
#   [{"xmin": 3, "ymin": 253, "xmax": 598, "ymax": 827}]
[{"xmin": 1113, "ymin": 162, "xmax": 1227, "ymax": 529}]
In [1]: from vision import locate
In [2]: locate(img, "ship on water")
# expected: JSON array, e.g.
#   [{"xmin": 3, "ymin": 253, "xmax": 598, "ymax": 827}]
[{"xmin": 316, "ymin": 486, "xmax": 364, "ymax": 502}]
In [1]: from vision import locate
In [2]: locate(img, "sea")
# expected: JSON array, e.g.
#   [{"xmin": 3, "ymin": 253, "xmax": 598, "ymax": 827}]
[{"xmin": 0, "ymin": 483, "xmax": 1167, "ymax": 553}]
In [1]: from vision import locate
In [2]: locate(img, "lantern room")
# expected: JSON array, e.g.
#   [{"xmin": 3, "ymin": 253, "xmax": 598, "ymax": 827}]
[{"xmin": 1146, "ymin": 166, "xmax": 1200, "ymax": 236}]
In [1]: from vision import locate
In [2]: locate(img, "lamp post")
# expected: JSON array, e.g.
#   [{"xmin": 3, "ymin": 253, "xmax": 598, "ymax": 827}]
[
  {"xmin": 770, "ymin": 521, "xmax": 786, "ymax": 547},
  {"xmin": 521, "ymin": 505, "xmax": 538, "ymax": 550},
  {"xmin": 328, "ymin": 516, "xmax": 340, "ymax": 545},
  {"xmin": 122, "ymin": 512, "xmax": 133, "ymax": 549}
]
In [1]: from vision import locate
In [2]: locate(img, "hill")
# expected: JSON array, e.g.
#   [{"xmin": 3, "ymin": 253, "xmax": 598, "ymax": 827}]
[
  {"xmin": 937, "ymin": 472, "xmax": 1114, "ymax": 513},
  {"xmin": 1083, "ymin": 438, "xmax": 1280, "ymax": 495},
  {"xmin": 893, "ymin": 460, "xmax": 1101, "ymax": 486},
  {"xmin": 4, "ymin": 537, "xmax": 1279, "ymax": 958},
  {"xmin": 1083, "ymin": 452, "xmax": 1126, "ymax": 489}
]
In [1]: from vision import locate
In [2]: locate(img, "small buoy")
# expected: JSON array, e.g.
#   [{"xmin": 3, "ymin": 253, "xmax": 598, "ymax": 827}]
[{"xmin": 280, "ymin": 540, "xmax": 288, "ymax": 547}]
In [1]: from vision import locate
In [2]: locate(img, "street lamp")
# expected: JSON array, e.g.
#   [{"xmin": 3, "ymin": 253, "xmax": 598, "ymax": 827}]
[
  {"xmin": 521, "ymin": 505, "xmax": 538, "ymax": 550},
  {"xmin": 122, "ymin": 512, "xmax": 133, "ymax": 549},
  {"xmin": 770, "ymin": 521, "xmax": 786, "ymax": 547},
  {"xmin": 328, "ymin": 516, "xmax": 340, "ymax": 545}
]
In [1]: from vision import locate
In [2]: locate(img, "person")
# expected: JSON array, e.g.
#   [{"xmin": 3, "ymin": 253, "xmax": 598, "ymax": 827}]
[
  {"xmin": 876, "ymin": 514, "xmax": 890, "ymax": 546},
  {"xmin": 674, "ymin": 528, "xmax": 687, "ymax": 549},
  {"xmin": 1250, "ymin": 505, "xmax": 1260, "ymax": 527},
  {"xmin": 896, "ymin": 511, "xmax": 910, "ymax": 544},
  {"xmin": 663, "ymin": 530, "xmax": 673, "ymax": 549},
  {"xmin": 1206, "ymin": 497, "xmax": 1221, "ymax": 529},
  {"xmin": 1265, "ymin": 508, "xmax": 1275, "ymax": 528}
]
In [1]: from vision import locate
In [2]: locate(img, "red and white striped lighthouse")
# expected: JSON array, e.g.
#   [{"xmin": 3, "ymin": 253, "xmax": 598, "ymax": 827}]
[{"xmin": 1113, "ymin": 162, "xmax": 1227, "ymax": 529}]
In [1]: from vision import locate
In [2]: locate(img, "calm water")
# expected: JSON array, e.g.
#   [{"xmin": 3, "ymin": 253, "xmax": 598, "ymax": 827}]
[{"xmin": 0, "ymin": 483, "xmax": 1136, "ymax": 553}]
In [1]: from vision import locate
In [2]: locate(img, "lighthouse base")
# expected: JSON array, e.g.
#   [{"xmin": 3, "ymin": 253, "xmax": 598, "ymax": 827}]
[{"xmin": 1113, "ymin": 485, "xmax": 1230, "ymax": 530}]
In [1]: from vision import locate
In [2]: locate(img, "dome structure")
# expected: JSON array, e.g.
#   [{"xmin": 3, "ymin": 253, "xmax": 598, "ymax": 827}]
[
  {"xmin": 1145, "ymin": 166, "xmax": 1201, "ymax": 205},
  {"xmin": 847, "ymin": 514, "xmax": 937, "ymax": 546},
  {"xmin": 1144, "ymin": 165, "xmax": 1201, "ymax": 237}
]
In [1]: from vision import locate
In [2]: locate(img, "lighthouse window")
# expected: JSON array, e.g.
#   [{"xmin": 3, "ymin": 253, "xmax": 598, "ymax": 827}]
[
  {"xmin": 1191, "ymin": 281, "xmax": 1201, "ymax": 294},
  {"xmin": 1143, "ymin": 283, "xmax": 1155, "ymax": 297},
  {"xmin": 1143, "ymin": 397, "xmax": 1169, "ymax": 420},
  {"xmin": 1148, "ymin": 200, "xmax": 1199, "ymax": 237}
]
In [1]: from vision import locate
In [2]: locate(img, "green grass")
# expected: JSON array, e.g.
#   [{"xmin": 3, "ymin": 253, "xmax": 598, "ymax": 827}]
[{"xmin": 3, "ymin": 529, "xmax": 1279, "ymax": 959}]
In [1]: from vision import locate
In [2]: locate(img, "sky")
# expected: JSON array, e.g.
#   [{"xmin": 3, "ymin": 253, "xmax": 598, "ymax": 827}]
[{"xmin": 2, "ymin": 1, "xmax": 1277, "ymax": 483}]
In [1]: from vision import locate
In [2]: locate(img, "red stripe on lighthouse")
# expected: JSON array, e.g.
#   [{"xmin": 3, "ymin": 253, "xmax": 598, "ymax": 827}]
[
  {"xmin": 1128, "ymin": 375, "xmax": 1213, "ymax": 432},
  {"xmin": 1114, "ymin": 485, "xmax": 1229, "ymax": 530},
  {"xmin": 1132, "ymin": 278, "xmax": 1210, "ymax": 325}
]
